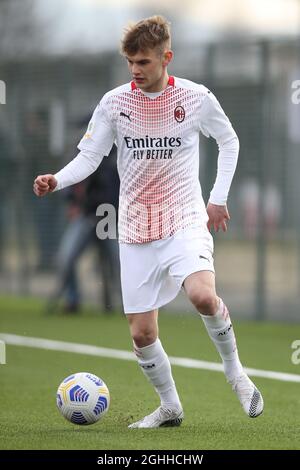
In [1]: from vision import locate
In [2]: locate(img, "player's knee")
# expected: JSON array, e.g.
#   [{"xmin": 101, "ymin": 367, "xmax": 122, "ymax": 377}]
[
  {"xmin": 189, "ymin": 289, "xmax": 218, "ymax": 315},
  {"xmin": 132, "ymin": 329, "xmax": 157, "ymax": 348}
]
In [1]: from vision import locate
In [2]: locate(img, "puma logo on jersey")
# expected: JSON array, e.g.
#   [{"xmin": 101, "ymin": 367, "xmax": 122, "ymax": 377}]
[{"xmin": 120, "ymin": 111, "xmax": 132, "ymax": 122}]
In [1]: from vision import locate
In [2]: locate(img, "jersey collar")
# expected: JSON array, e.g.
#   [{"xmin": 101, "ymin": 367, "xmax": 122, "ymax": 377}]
[{"xmin": 131, "ymin": 76, "xmax": 175, "ymax": 91}]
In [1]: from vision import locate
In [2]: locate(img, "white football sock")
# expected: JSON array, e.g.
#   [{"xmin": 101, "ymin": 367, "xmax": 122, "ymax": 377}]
[
  {"xmin": 200, "ymin": 299, "xmax": 244, "ymax": 381},
  {"xmin": 134, "ymin": 338, "xmax": 181, "ymax": 410}
]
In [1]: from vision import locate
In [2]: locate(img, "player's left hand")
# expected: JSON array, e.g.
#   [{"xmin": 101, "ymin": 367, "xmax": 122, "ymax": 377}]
[{"xmin": 206, "ymin": 202, "xmax": 230, "ymax": 232}]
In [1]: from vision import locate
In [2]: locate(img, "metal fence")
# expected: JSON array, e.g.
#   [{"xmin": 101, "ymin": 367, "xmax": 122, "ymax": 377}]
[{"xmin": 0, "ymin": 39, "xmax": 299, "ymax": 320}]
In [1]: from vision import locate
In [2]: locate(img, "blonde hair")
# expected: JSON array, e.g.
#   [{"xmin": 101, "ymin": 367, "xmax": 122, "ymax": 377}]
[{"xmin": 121, "ymin": 15, "xmax": 171, "ymax": 56}]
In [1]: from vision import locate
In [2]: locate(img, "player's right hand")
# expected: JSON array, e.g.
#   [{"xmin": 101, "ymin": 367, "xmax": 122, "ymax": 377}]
[{"xmin": 33, "ymin": 174, "xmax": 57, "ymax": 197}]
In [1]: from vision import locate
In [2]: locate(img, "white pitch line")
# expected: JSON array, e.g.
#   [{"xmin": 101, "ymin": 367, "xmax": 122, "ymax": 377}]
[{"xmin": 1, "ymin": 333, "xmax": 300, "ymax": 383}]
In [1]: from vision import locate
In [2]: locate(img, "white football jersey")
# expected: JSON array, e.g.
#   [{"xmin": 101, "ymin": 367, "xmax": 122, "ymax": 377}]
[{"xmin": 77, "ymin": 76, "xmax": 238, "ymax": 243}]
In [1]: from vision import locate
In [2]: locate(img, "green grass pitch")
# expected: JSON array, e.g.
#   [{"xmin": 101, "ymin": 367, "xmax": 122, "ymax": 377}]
[{"xmin": 0, "ymin": 296, "xmax": 300, "ymax": 450}]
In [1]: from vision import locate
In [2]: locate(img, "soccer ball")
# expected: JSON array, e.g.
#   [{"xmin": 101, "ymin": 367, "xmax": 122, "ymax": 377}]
[{"xmin": 56, "ymin": 372, "xmax": 110, "ymax": 425}]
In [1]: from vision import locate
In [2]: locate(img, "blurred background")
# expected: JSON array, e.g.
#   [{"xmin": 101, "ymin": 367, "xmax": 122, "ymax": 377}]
[{"xmin": 0, "ymin": 0, "xmax": 300, "ymax": 321}]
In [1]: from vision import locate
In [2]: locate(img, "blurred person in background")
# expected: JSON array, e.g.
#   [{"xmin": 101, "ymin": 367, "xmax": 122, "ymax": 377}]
[
  {"xmin": 263, "ymin": 183, "xmax": 281, "ymax": 238},
  {"xmin": 240, "ymin": 177, "xmax": 281, "ymax": 239},
  {"xmin": 24, "ymin": 109, "xmax": 61, "ymax": 271},
  {"xmin": 48, "ymin": 144, "xmax": 120, "ymax": 314},
  {"xmin": 0, "ymin": 125, "xmax": 15, "ymax": 271},
  {"xmin": 33, "ymin": 15, "xmax": 264, "ymax": 428},
  {"xmin": 239, "ymin": 177, "xmax": 259, "ymax": 239}
]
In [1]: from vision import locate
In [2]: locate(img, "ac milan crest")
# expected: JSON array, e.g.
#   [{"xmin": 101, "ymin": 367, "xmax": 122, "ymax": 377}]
[{"xmin": 174, "ymin": 105, "xmax": 185, "ymax": 123}]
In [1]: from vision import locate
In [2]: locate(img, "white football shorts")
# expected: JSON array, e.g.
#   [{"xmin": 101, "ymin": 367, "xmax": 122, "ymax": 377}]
[{"xmin": 119, "ymin": 227, "xmax": 214, "ymax": 314}]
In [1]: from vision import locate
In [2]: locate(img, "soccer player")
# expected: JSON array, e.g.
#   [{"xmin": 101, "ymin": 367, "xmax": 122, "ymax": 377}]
[{"xmin": 33, "ymin": 15, "xmax": 264, "ymax": 428}]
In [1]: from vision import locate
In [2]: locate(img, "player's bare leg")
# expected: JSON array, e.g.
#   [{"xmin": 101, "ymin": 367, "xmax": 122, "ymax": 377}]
[
  {"xmin": 184, "ymin": 271, "xmax": 263, "ymax": 418},
  {"xmin": 127, "ymin": 309, "xmax": 183, "ymax": 428}
]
